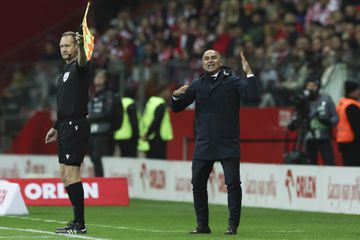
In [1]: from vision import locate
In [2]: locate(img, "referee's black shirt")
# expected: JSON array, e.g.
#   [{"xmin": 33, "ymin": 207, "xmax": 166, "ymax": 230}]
[{"xmin": 54, "ymin": 60, "xmax": 90, "ymax": 129}]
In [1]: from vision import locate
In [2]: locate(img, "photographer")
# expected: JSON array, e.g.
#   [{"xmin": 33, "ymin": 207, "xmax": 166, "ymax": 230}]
[{"xmin": 288, "ymin": 77, "xmax": 339, "ymax": 165}]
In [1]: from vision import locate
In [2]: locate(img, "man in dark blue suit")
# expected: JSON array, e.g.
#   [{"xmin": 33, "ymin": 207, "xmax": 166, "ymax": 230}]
[{"xmin": 171, "ymin": 50, "xmax": 259, "ymax": 235}]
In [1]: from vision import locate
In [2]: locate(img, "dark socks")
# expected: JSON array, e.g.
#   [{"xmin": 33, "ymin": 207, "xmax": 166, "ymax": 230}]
[
  {"xmin": 65, "ymin": 186, "xmax": 75, "ymax": 222},
  {"xmin": 66, "ymin": 182, "xmax": 85, "ymax": 227}
]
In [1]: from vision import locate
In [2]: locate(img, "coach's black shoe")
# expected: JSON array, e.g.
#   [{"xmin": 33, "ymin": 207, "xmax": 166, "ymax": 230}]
[
  {"xmin": 189, "ymin": 225, "xmax": 211, "ymax": 234},
  {"xmin": 55, "ymin": 222, "xmax": 87, "ymax": 234},
  {"xmin": 224, "ymin": 225, "xmax": 237, "ymax": 235}
]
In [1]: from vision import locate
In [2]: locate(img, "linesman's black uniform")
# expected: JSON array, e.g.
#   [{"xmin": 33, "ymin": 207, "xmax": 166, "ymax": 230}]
[
  {"xmin": 54, "ymin": 59, "xmax": 90, "ymax": 228},
  {"xmin": 54, "ymin": 60, "xmax": 91, "ymax": 166}
]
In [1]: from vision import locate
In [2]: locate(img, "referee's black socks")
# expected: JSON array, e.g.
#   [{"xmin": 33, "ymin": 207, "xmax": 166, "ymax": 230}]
[{"xmin": 66, "ymin": 182, "xmax": 85, "ymax": 227}]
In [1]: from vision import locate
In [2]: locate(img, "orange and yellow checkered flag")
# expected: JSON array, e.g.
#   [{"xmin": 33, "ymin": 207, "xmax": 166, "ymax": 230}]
[{"xmin": 82, "ymin": 1, "xmax": 94, "ymax": 60}]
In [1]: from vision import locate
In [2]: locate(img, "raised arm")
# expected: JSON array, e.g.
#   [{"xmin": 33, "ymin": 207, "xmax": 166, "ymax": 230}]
[
  {"xmin": 76, "ymin": 32, "xmax": 87, "ymax": 67},
  {"xmin": 239, "ymin": 51, "xmax": 260, "ymax": 102}
]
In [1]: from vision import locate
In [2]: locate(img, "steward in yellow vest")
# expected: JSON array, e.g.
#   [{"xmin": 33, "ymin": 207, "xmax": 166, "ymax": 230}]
[
  {"xmin": 336, "ymin": 80, "xmax": 360, "ymax": 166},
  {"xmin": 114, "ymin": 96, "xmax": 139, "ymax": 157},
  {"xmin": 138, "ymin": 87, "xmax": 173, "ymax": 159}
]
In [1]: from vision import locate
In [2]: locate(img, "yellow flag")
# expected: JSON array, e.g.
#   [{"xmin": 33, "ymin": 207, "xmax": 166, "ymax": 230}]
[{"xmin": 82, "ymin": 1, "xmax": 94, "ymax": 60}]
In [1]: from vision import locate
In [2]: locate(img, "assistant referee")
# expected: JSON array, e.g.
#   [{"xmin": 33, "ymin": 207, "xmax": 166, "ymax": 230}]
[{"xmin": 45, "ymin": 31, "xmax": 90, "ymax": 235}]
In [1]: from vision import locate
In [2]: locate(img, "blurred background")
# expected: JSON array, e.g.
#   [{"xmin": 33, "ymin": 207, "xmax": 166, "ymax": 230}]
[{"xmin": 1, "ymin": 0, "xmax": 359, "ymax": 164}]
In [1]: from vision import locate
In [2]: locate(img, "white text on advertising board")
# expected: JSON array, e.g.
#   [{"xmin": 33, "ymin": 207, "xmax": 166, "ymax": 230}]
[
  {"xmin": 245, "ymin": 174, "xmax": 276, "ymax": 197},
  {"xmin": 24, "ymin": 182, "xmax": 99, "ymax": 200},
  {"xmin": 328, "ymin": 176, "xmax": 360, "ymax": 209}
]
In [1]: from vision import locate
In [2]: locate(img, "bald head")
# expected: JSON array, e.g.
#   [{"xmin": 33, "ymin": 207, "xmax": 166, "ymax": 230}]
[{"xmin": 202, "ymin": 49, "xmax": 222, "ymax": 74}]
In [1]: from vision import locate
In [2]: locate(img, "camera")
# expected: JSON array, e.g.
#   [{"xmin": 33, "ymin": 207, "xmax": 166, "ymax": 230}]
[
  {"xmin": 287, "ymin": 89, "xmax": 311, "ymax": 131},
  {"xmin": 284, "ymin": 89, "xmax": 311, "ymax": 164},
  {"xmin": 293, "ymin": 89, "xmax": 311, "ymax": 118}
]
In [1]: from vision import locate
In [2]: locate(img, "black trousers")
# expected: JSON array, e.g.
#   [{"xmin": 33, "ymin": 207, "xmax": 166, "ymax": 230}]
[
  {"xmin": 305, "ymin": 139, "xmax": 335, "ymax": 165},
  {"xmin": 117, "ymin": 138, "xmax": 138, "ymax": 157},
  {"xmin": 146, "ymin": 137, "xmax": 166, "ymax": 159},
  {"xmin": 339, "ymin": 141, "xmax": 360, "ymax": 166},
  {"xmin": 89, "ymin": 134, "xmax": 114, "ymax": 177},
  {"xmin": 191, "ymin": 158, "xmax": 242, "ymax": 227}
]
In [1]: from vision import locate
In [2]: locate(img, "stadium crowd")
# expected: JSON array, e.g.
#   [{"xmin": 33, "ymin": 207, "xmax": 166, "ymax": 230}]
[
  {"xmin": 90, "ymin": 0, "xmax": 360, "ymax": 106},
  {"xmin": 1, "ymin": 0, "xmax": 360, "ymax": 142},
  {"xmin": 2, "ymin": 0, "xmax": 360, "ymax": 109}
]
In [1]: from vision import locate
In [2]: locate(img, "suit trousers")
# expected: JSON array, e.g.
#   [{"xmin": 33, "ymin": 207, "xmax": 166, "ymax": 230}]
[
  {"xmin": 306, "ymin": 139, "xmax": 335, "ymax": 165},
  {"xmin": 191, "ymin": 158, "xmax": 242, "ymax": 227}
]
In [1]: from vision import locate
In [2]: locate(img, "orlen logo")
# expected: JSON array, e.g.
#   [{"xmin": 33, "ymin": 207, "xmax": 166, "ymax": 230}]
[
  {"xmin": 285, "ymin": 169, "xmax": 316, "ymax": 202},
  {"xmin": 0, "ymin": 189, "xmax": 7, "ymax": 205},
  {"xmin": 24, "ymin": 183, "xmax": 99, "ymax": 200},
  {"xmin": 140, "ymin": 163, "xmax": 166, "ymax": 190}
]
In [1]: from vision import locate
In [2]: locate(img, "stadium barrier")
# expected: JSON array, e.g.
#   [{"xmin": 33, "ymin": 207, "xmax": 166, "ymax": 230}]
[
  {"xmin": 0, "ymin": 154, "xmax": 359, "ymax": 214},
  {"xmin": 12, "ymin": 109, "xmax": 343, "ymax": 164}
]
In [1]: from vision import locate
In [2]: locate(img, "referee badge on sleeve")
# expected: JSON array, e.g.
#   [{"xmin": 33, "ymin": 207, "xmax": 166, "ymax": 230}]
[{"xmin": 63, "ymin": 72, "xmax": 70, "ymax": 82}]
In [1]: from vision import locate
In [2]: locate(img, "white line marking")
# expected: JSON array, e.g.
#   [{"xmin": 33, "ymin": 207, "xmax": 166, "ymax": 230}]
[
  {"xmin": 9, "ymin": 216, "xmax": 186, "ymax": 233},
  {"xmin": 91, "ymin": 223, "xmax": 185, "ymax": 233},
  {"xmin": 0, "ymin": 236, "xmax": 57, "ymax": 239},
  {"xmin": 0, "ymin": 226, "xmax": 109, "ymax": 240},
  {"xmin": 266, "ymin": 230, "xmax": 306, "ymax": 233}
]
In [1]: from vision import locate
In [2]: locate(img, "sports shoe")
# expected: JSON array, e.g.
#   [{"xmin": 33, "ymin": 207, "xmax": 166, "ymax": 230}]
[
  {"xmin": 56, "ymin": 220, "xmax": 75, "ymax": 231},
  {"xmin": 55, "ymin": 221, "xmax": 87, "ymax": 234}
]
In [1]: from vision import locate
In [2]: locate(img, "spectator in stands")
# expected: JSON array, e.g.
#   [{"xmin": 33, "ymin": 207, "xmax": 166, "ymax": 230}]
[
  {"xmin": 212, "ymin": 22, "xmax": 231, "ymax": 55},
  {"xmin": 2, "ymin": 71, "xmax": 29, "ymax": 115},
  {"xmin": 114, "ymin": 86, "xmax": 139, "ymax": 157},
  {"xmin": 170, "ymin": 50, "xmax": 259, "ymax": 235},
  {"xmin": 336, "ymin": 80, "xmax": 360, "ymax": 166},
  {"xmin": 305, "ymin": 0, "xmax": 340, "ymax": 27},
  {"xmin": 88, "ymin": 69, "xmax": 119, "ymax": 177},
  {"xmin": 138, "ymin": 84, "xmax": 173, "ymax": 159},
  {"xmin": 40, "ymin": 39, "xmax": 61, "ymax": 61},
  {"xmin": 110, "ymin": 9, "xmax": 135, "ymax": 32},
  {"xmin": 275, "ymin": 48, "xmax": 310, "ymax": 106},
  {"xmin": 320, "ymin": 39, "xmax": 348, "ymax": 104},
  {"xmin": 45, "ymin": 31, "xmax": 89, "ymax": 234}
]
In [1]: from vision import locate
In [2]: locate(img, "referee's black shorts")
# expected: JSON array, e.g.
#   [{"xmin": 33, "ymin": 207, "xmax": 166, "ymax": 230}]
[{"xmin": 58, "ymin": 118, "xmax": 90, "ymax": 166}]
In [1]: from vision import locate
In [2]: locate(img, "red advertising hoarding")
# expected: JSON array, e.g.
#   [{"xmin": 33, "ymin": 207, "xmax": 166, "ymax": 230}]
[{"xmin": 6, "ymin": 178, "xmax": 129, "ymax": 206}]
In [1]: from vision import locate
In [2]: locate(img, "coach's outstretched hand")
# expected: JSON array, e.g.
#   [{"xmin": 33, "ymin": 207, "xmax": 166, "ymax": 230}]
[{"xmin": 173, "ymin": 82, "xmax": 190, "ymax": 98}]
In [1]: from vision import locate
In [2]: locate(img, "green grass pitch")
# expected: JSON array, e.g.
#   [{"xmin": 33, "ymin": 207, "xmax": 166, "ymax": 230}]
[{"xmin": 0, "ymin": 199, "xmax": 359, "ymax": 239}]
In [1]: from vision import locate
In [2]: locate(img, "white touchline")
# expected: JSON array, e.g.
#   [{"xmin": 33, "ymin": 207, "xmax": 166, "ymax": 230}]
[
  {"xmin": 8, "ymin": 216, "xmax": 185, "ymax": 233},
  {"xmin": 0, "ymin": 236, "xmax": 57, "ymax": 239},
  {"xmin": 266, "ymin": 230, "xmax": 306, "ymax": 233},
  {"xmin": 0, "ymin": 226, "xmax": 109, "ymax": 240}
]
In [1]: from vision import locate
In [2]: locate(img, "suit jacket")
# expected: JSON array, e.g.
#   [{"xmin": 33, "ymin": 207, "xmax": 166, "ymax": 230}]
[{"xmin": 171, "ymin": 67, "xmax": 260, "ymax": 160}]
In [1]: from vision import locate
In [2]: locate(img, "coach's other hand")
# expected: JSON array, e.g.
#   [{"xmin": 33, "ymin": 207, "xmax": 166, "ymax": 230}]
[
  {"xmin": 173, "ymin": 82, "xmax": 190, "ymax": 98},
  {"xmin": 45, "ymin": 128, "xmax": 58, "ymax": 144}
]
